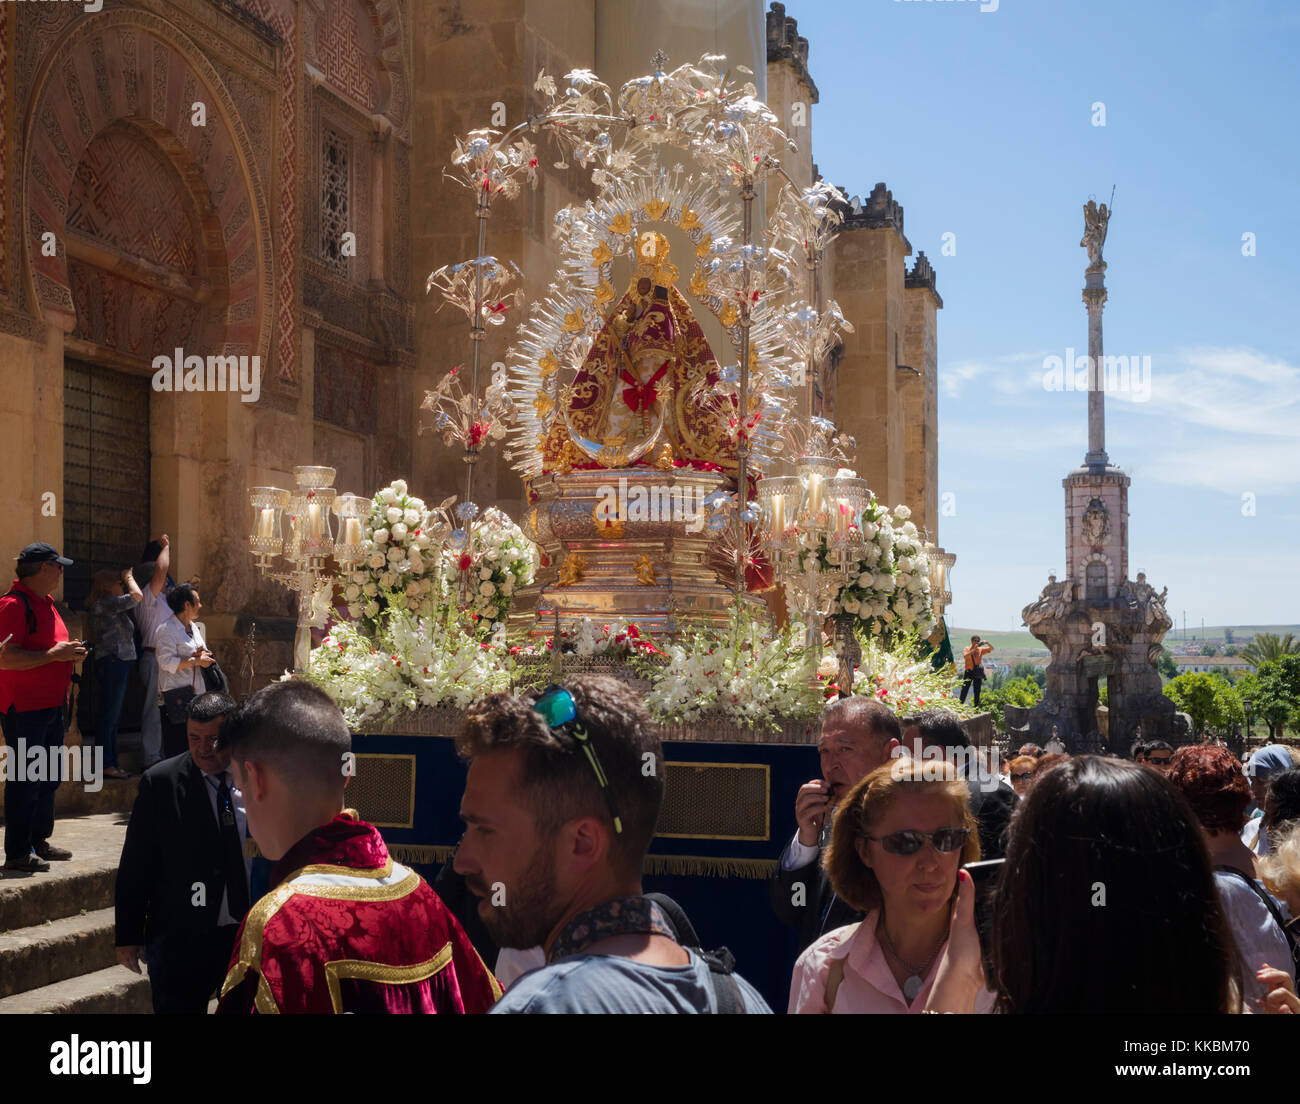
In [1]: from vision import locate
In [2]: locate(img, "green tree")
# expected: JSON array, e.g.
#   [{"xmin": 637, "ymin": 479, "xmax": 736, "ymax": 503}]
[
  {"xmin": 1199, "ymin": 643, "xmax": 1217, "ymax": 656},
  {"xmin": 981, "ymin": 675, "xmax": 1042, "ymax": 724},
  {"xmin": 1247, "ymin": 655, "xmax": 1300, "ymax": 739},
  {"xmin": 1241, "ymin": 632, "xmax": 1300, "ymax": 669},
  {"xmin": 1223, "ymin": 644, "xmax": 1238, "ymax": 656},
  {"xmin": 1011, "ymin": 661, "xmax": 1047, "ymax": 689},
  {"xmin": 1163, "ymin": 673, "xmax": 1241, "ymax": 735},
  {"xmin": 1158, "ymin": 648, "xmax": 1178, "ymax": 680}
]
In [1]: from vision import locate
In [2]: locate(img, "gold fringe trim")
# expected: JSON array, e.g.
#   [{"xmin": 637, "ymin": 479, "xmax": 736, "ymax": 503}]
[
  {"xmin": 388, "ymin": 844, "xmax": 457, "ymax": 865},
  {"xmin": 641, "ymin": 854, "xmax": 777, "ymax": 880}
]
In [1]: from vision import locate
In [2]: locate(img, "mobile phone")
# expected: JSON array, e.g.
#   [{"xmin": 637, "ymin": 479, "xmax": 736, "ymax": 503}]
[{"xmin": 964, "ymin": 857, "xmax": 1005, "ymax": 971}]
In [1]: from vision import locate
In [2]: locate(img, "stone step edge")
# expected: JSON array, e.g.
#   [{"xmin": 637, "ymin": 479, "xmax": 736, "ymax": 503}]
[
  {"xmin": 0, "ymin": 963, "xmax": 152, "ymax": 1015},
  {"xmin": 0, "ymin": 906, "xmax": 118, "ymax": 1000},
  {"xmin": 0, "ymin": 864, "xmax": 117, "ymax": 933}
]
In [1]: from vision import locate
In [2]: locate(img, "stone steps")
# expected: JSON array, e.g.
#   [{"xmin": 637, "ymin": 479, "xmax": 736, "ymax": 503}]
[
  {"xmin": 0, "ymin": 814, "xmax": 148, "ymax": 1014},
  {"xmin": 0, "ymin": 965, "xmax": 152, "ymax": 1014},
  {"xmin": 0, "ymin": 907, "xmax": 117, "ymax": 998}
]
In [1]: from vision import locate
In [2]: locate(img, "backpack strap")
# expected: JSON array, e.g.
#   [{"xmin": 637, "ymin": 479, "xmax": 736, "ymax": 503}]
[
  {"xmin": 1216, "ymin": 866, "xmax": 1300, "ymax": 973},
  {"xmin": 823, "ymin": 922, "xmax": 861, "ymax": 1013},
  {"xmin": 2, "ymin": 587, "xmax": 38, "ymax": 641},
  {"xmin": 644, "ymin": 893, "xmax": 746, "ymax": 1014}
]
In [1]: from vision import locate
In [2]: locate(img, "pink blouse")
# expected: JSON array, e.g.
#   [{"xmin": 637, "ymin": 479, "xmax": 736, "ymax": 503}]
[{"xmin": 788, "ymin": 911, "xmax": 998, "ymax": 1014}]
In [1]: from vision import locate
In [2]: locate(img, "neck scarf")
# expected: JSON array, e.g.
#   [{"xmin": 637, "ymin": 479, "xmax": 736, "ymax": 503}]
[{"xmin": 549, "ymin": 895, "xmax": 677, "ymax": 962}]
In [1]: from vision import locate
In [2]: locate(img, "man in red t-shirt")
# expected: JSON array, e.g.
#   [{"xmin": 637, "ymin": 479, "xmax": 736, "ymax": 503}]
[{"xmin": 0, "ymin": 543, "xmax": 87, "ymax": 872}]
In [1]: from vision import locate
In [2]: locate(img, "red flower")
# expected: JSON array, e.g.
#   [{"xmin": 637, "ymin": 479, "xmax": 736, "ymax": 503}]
[
  {"xmin": 529, "ymin": 157, "xmax": 538, "ymax": 168},
  {"xmin": 468, "ymin": 422, "xmax": 489, "ymax": 447},
  {"xmin": 458, "ymin": 554, "xmax": 473, "ymax": 572},
  {"xmin": 423, "ymin": 666, "xmax": 430, "ymax": 674}
]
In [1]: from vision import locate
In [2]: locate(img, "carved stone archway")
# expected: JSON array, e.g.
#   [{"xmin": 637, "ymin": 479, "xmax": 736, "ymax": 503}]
[{"xmin": 23, "ymin": 9, "xmax": 272, "ymax": 367}]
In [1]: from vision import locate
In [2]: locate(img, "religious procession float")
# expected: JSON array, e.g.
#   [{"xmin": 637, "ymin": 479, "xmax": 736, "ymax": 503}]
[{"xmin": 244, "ymin": 53, "xmax": 971, "ymax": 1001}]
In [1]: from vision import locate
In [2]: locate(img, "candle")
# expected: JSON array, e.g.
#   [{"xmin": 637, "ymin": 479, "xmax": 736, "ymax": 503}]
[
  {"xmin": 307, "ymin": 503, "xmax": 322, "ymax": 539},
  {"xmin": 344, "ymin": 517, "xmax": 363, "ymax": 547},
  {"xmin": 257, "ymin": 507, "xmax": 275, "ymax": 541},
  {"xmin": 807, "ymin": 474, "xmax": 823, "ymax": 520},
  {"xmin": 770, "ymin": 494, "xmax": 785, "ymax": 537},
  {"xmin": 835, "ymin": 499, "xmax": 849, "ymax": 533}
]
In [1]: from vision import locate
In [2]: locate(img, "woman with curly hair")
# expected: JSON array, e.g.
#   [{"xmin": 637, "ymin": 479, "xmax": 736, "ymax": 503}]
[{"xmin": 788, "ymin": 757, "xmax": 995, "ymax": 1013}]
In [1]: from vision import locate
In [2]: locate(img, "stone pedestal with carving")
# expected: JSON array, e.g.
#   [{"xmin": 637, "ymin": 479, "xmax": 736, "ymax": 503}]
[{"xmin": 1022, "ymin": 579, "xmax": 1182, "ymax": 754}]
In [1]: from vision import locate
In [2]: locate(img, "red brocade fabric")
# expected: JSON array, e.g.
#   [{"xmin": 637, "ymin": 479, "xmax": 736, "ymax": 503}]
[{"xmin": 216, "ymin": 814, "xmax": 501, "ymax": 1014}]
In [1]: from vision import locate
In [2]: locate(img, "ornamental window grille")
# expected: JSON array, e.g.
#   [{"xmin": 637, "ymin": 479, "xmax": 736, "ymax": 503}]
[
  {"xmin": 321, "ymin": 127, "xmax": 351, "ymax": 271},
  {"xmin": 1086, "ymin": 561, "xmax": 1108, "ymax": 600}
]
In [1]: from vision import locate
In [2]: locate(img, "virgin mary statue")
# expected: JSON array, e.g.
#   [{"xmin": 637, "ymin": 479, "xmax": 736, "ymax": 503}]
[{"xmin": 541, "ymin": 230, "xmax": 737, "ymax": 474}]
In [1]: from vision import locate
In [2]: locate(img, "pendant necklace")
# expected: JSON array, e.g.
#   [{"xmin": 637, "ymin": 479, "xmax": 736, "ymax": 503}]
[{"xmin": 878, "ymin": 922, "xmax": 944, "ymax": 1004}]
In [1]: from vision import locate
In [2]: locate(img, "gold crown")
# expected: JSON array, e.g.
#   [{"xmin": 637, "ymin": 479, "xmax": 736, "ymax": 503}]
[{"xmin": 633, "ymin": 230, "xmax": 678, "ymax": 288}]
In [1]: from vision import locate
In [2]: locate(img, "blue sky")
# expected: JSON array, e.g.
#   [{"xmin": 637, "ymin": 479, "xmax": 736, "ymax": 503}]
[{"xmin": 789, "ymin": 0, "xmax": 1300, "ymax": 632}]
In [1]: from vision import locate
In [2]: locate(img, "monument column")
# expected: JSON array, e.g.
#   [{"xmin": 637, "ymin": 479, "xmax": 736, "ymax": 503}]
[{"xmin": 1083, "ymin": 277, "xmax": 1108, "ymax": 469}]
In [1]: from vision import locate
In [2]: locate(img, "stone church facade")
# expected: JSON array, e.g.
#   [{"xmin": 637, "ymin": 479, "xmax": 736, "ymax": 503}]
[{"xmin": 0, "ymin": 0, "xmax": 946, "ymax": 685}]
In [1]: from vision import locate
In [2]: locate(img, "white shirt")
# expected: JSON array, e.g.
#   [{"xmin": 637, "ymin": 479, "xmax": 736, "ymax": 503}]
[
  {"xmin": 199, "ymin": 767, "xmax": 252, "ymax": 926},
  {"xmin": 781, "ymin": 832, "xmax": 820, "ymax": 871},
  {"xmin": 1214, "ymin": 871, "xmax": 1295, "ymax": 1006},
  {"xmin": 155, "ymin": 615, "xmax": 206, "ymax": 694},
  {"xmin": 1242, "ymin": 815, "xmax": 1271, "ymax": 857},
  {"xmin": 134, "ymin": 589, "xmax": 171, "ymax": 650}
]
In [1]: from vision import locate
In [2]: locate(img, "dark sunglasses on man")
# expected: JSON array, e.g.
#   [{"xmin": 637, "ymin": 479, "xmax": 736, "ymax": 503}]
[{"xmin": 532, "ymin": 685, "xmax": 623, "ymax": 835}]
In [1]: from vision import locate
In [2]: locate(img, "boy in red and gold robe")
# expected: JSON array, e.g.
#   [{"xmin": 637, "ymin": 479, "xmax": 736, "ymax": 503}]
[{"xmin": 215, "ymin": 681, "xmax": 500, "ymax": 1014}]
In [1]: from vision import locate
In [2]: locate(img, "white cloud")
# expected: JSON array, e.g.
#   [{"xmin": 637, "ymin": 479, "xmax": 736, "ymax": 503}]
[
  {"xmin": 1115, "ymin": 345, "xmax": 1300, "ymax": 438},
  {"xmin": 940, "ymin": 350, "xmax": 1054, "ymax": 399}
]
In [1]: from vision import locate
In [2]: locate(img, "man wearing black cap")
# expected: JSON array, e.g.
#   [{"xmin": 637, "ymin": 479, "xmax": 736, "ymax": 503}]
[{"xmin": 0, "ymin": 543, "xmax": 87, "ymax": 872}]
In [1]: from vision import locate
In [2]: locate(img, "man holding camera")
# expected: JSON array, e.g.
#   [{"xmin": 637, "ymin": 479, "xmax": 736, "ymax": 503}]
[{"xmin": 0, "ymin": 543, "xmax": 86, "ymax": 873}]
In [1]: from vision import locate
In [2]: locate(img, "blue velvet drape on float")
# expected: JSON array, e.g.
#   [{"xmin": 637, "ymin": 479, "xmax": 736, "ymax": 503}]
[{"xmin": 348, "ymin": 729, "xmax": 819, "ymax": 1011}]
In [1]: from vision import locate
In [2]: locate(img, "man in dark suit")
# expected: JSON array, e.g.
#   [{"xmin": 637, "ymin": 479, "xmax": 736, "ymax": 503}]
[
  {"xmin": 769, "ymin": 697, "xmax": 902, "ymax": 952},
  {"xmin": 901, "ymin": 709, "xmax": 1016, "ymax": 859},
  {"xmin": 114, "ymin": 691, "xmax": 249, "ymax": 1013}
]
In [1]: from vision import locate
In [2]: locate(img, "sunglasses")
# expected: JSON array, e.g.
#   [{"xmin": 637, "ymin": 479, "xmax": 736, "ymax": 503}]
[
  {"xmin": 865, "ymin": 827, "xmax": 969, "ymax": 856},
  {"xmin": 533, "ymin": 685, "xmax": 623, "ymax": 835},
  {"xmin": 1148, "ymin": 756, "xmax": 1172, "ymax": 765},
  {"xmin": 1011, "ymin": 772, "xmax": 1033, "ymax": 782}
]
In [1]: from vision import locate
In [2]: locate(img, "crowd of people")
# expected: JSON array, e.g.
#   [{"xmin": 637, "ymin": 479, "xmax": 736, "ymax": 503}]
[{"xmin": 3, "ymin": 539, "xmax": 1299, "ymax": 1014}]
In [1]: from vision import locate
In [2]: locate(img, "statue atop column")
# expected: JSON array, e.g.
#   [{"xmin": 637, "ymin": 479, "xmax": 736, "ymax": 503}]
[{"xmin": 1081, "ymin": 198, "xmax": 1111, "ymax": 271}]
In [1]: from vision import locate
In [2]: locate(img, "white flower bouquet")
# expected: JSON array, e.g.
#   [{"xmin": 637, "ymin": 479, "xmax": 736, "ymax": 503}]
[
  {"xmin": 817, "ymin": 497, "xmax": 934, "ymax": 640},
  {"xmin": 340, "ymin": 480, "xmax": 442, "ymax": 637},
  {"xmin": 642, "ymin": 606, "xmax": 824, "ymax": 730},
  {"xmin": 443, "ymin": 506, "xmax": 537, "ymax": 626},
  {"xmin": 296, "ymin": 607, "xmax": 513, "ymax": 729}
]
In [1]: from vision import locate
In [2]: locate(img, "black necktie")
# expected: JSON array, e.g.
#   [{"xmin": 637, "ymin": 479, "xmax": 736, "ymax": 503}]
[{"xmin": 216, "ymin": 775, "xmax": 251, "ymax": 920}]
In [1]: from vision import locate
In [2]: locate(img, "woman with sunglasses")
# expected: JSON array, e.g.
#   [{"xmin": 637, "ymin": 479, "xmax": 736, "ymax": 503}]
[{"xmin": 788, "ymin": 757, "xmax": 995, "ymax": 1013}]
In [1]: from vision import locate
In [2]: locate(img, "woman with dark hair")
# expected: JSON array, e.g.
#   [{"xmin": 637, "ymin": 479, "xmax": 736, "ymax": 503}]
[
  {"xmin": 154, "ymin": 583, "xmax": 214, "ymax": 759},
  {"xmin": 85, "ymin": 567, "xmax": 142, "ymax": 778},
  {"xmin": 1167, "ymin": 745, "xmax": 1295, "ymax": 1007},
  {"xmin": 924, "ymin": 756, "xmax": 1245, "ymax": 1013},
  {"xmin": 788, "ymin": 758, "xmax": 995, "ymax": 1013}
]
